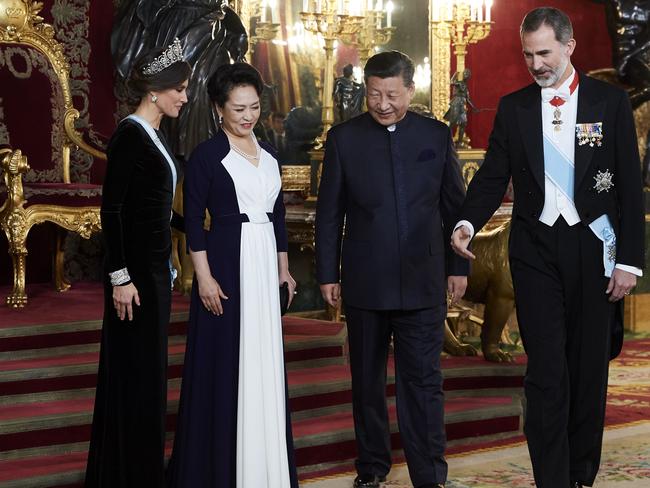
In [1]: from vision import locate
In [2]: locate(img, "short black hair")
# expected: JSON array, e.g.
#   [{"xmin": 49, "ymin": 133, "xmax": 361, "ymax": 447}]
[
  {"xmin": 364, "ymin": 51, "xmax": 414, "ymax": 87},
  {"xmin": 207, "ymin": 62, "xmax": 264, "ymax": 107},
  {"xmin": 521, "ymin": 7, "xmax": 573, "ymax": 44},
  {"xmin": 272, "ymin": 112, "xmax": 286, "ymax": 120},
  {"xmin": 128, "ymin": 48, "xmax": 191, "ymax": 99}
]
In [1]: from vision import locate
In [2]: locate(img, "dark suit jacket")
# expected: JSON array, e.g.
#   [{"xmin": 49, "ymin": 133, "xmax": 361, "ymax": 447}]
[
  {"xmin": 315, "ymin": 111, "xmax": 469, "ymax": 311},
  {"xmin": 459, "ymin": 73, "xmax": 645, "ymax": 357}
]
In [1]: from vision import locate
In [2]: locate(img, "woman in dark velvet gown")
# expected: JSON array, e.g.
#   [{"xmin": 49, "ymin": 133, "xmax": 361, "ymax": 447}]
[
  {"xmin": 84, "ymin": 42, "xmax": 190, "ymax": 488},
  {"xmin": 167, "ymin": 63, "xmax": 299, "ymax": 488}
]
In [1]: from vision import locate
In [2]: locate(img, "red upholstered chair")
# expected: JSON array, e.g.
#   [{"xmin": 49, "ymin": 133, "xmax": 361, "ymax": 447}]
[{"xmin": 0, "ymin": 2, "xmax": 106, "ymax": 307}]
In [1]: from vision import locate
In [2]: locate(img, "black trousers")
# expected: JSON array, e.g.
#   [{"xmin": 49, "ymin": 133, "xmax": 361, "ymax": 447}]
[
  {"xmin": 344, "ymin": 303, "xmax": 447, "ymax": 487},
  {"xmin": 509, "ymin": 218, "xmax": 614, "ymax": 487}
]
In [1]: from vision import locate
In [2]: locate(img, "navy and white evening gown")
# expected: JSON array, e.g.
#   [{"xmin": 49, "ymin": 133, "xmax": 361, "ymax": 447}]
[{"xmin": 167, "ymin": 130, "xmax": 298, "ymax": 488}]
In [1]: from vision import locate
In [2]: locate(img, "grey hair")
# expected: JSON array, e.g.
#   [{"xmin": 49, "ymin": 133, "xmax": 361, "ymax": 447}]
[{"xmin": 520, "ymin": 7, "xmax": 573, "ymax": 44}]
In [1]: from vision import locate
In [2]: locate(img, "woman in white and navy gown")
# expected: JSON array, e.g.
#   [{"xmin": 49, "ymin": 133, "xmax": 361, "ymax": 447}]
[{"xmin": 167, "ymin": 63, "xmax": 298, "ymax": 488}]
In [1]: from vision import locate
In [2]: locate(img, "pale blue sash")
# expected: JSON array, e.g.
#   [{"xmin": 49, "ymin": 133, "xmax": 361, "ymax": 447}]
[
  {"xmin": 588, "ymin": 215, "xmax": 616, "ymax": 278},
  {"xmin": 543, "ymin": 135, "xmax": 616, "ymax": 277}
]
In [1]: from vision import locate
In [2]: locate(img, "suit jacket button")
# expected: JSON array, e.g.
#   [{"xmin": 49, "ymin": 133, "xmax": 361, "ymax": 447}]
[
  {"xmin": 521, "ymin": 167, "xmax": 527, "ymax": 172},
  {"xmin": 527, "ymin": 191, "xmax": 533, "ymax": 195},
  {"xmin": 531, "ymin": 212, "xmax": 537, "ymax": 218}
]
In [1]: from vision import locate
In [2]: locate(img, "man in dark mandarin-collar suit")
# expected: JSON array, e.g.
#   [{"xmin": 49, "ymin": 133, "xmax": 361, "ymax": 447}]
[
  {"xmin": 316, "ymin": 51, "xmax": 469, "ymax": 488},
  {"xmin": 452, "ymin": 8, "xmax": 644, "ymax": 488}
]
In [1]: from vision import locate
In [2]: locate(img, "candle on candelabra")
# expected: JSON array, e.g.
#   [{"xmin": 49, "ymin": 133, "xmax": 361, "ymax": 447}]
[
  {"xmin": 270, "ymin": 0, "xmax": 277, "ymax": 24},
  {"xmin": 316, "ymin": 0, "xmax": 322, "ymax": 13},
  {"xmin": 386, "ymin": 1, "xmax": 393, "ymax": 27},
  {"xmin": 486, "ymin": 0, "xmax": 492, "ymax": 22},
  {"xmin": 261, "ymin": 0, "xmax": 267, "ymax": 22},
  {"xmin": 477, "ymin": 0, "xmax": 483, "ymax": 22},
  {"xmin": 303, "ymin": 0, "xmax": 308, "ymax": 12}
]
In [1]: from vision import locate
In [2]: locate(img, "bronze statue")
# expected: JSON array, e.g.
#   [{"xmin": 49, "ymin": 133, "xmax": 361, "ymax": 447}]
[
  {"xmin": 462, "ymin": 218, "xmax": 515, "ymax": 362},
  {"xmin": 332, "ymin": 64, "xmax": 365, "ymax": 123},
  {"xmin": 444, "ymin": 68, "xmax": 476, "ymax": 148},
  {"xmin": 601, "ymin": 0, "xmax": 650, "ymax": 108},
  {"xmin": 111, "ymin": 0, "xmax": 248, "ymax": 158}
]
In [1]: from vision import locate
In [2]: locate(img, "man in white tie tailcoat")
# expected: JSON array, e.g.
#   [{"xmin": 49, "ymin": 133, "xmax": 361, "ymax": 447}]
[{"xmin": 451, "ymin": 7, "xmax": 644, "ymax": 488}]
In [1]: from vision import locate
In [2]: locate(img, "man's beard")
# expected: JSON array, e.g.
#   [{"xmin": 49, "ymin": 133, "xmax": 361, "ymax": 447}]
[{"xmin": 531, "ymin": 56, "xmax": 569, "ymax": 88}]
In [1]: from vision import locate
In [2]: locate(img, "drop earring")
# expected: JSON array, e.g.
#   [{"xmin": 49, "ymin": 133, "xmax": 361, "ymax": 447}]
[
  {"xmin": 218, "ymin": 115, "xmax": 224, "ymax": 125},
  {"xmin": 151, "ymin": 94, "xmax": 158, "ymax": 103}
]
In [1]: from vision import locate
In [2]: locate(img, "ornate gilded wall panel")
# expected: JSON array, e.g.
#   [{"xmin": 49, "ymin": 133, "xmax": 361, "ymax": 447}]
[{"xmin": 51, "ymin": 0, "xmax": 100, "ymax": 183}]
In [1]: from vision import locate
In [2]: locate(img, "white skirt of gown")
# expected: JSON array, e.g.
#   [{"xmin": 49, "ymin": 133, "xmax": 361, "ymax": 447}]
[{"xmin": 221, "ymin": 148, "xmax": 291, "ymax": 488}]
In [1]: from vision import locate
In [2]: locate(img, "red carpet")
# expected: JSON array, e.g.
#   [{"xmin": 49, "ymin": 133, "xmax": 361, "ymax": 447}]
[
  {"xmin": 0, "ymin": 281, "xmax": 526, "ymax": 487},
  {"xmin": 0, "ymin": 282, "xmax": 190, "ymax": 328}
]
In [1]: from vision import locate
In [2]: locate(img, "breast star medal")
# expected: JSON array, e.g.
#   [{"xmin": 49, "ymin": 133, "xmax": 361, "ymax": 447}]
[
  {"xmin": 593, "ymin": 169, "xmax": 614, "ymax": 193},
  {"xmin": 607, "ymin": 243, "xmax": 616, "ymax": 262}
]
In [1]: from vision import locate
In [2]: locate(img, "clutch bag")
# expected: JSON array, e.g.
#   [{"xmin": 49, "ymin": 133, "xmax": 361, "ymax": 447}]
[{"xmin": 279, "ymin": 281, "xmax": 290, "ymax": 316}]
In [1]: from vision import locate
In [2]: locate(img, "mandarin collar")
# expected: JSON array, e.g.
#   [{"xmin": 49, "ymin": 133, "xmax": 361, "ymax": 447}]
[{"xmin": 369, "ymin": 110, "xmax": 412, "ymax": 132}]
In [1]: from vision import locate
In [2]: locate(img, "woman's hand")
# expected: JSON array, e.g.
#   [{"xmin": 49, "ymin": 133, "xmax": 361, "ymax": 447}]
[
  {"xmin": 113, "ymin": 283, "xmax": 140, "ymax": 322},
  {"xmin": 198, "ymin": 275, "xmax": 229, "ymax": 315},
  {"xmin": 279, "ymin": 269, "xmax": 297, "ymax": 307}
]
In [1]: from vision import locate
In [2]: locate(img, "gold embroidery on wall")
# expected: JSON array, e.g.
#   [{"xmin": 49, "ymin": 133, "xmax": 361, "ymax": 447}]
[{"xmin": 52, "ymin": 0, "xmax": 95, "ymax": 183}]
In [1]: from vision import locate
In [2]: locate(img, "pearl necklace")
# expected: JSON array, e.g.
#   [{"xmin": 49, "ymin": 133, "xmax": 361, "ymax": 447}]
[{"xmin": 225, "ymin": 130, "xmax": 260, "ymax": 161}]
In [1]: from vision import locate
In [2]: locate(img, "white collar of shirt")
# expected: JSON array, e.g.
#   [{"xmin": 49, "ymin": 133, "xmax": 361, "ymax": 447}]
[{"xmin": 541, "ymin": 68, "xmax": 577, "ymax": 104}]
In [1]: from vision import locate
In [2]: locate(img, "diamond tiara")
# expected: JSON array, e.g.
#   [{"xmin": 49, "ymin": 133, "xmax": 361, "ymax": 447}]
[{"xmin": 142, "ymin": 38, "xmax": 184, "ymax": 76}]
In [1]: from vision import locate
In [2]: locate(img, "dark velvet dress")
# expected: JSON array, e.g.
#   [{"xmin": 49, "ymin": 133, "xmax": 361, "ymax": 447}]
[
  {"xmin": 166, "ymin": 130, "xmax": 298, "ymax": 488},
  {"xmin": 85, "ymin": 120, "xmax": 178, "ymax": 488}
]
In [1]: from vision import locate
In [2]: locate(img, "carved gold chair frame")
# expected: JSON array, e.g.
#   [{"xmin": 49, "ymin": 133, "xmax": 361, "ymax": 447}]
[{"xmin": 0, "ymin": 1, "xmax": 106, "ymax": 307}]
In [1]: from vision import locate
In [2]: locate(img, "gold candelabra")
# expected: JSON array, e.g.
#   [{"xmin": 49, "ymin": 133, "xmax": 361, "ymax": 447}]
[
  {"xmin": 342, "ymin": 2, "xmax": 395, "ymax": 67},
  {"xmin": 300, "ymin": 0, "xmax": 363, "ymax": 143},
  {"xmin": 429, "ymin": 0, "xmax": 493, "ymax": 119},
  {"xmin": 241, "ymin": 0, "xmax": 281, "ymax": 56}
]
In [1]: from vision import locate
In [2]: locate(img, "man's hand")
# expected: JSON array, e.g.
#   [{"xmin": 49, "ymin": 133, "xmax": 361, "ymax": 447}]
[
  {"xmin": 320, "ymin": 283, "xmax": 341, "ymax": 308},
  {"xmin": 606, "ymin": 268, "xmax": 637, "ymax": 302},
  {"xmin": 447, "ymin": 276, "xmax": 468, "ymax": 305},
  {"xmin": 451, "ymin": 225, "xmax": 476, "ymax": 260}
]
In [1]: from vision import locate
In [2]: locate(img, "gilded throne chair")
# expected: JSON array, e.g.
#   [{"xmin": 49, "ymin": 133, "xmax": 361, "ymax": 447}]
[{"xmin": 0, "ymin": 1, "xmax": 106, "ymax": 307}]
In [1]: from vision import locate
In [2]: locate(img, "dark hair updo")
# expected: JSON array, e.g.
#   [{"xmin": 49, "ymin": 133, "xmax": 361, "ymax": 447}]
[
  {"xmin": 128, "ymin": 47, "xmax": 191, "ymax": 99},
  {"xmin": 207, "ymin": 62, "xmax": 264, "ymax": 108}
]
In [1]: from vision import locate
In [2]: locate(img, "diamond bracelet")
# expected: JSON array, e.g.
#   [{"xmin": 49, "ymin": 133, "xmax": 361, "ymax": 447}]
[{"xmin": 109, "ymin": 268, "xmax": 131, "ymax": 286}]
